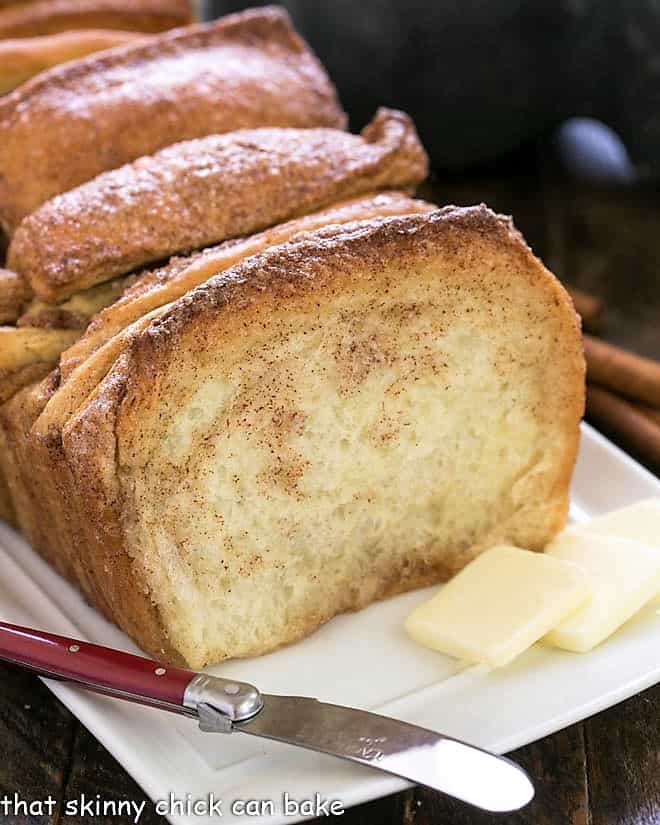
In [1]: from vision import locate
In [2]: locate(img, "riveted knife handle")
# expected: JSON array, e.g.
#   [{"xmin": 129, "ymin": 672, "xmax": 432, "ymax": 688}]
[
  {"xmin": 0, "ymin": 620, "xmax": 198, "ymax": 714},
  {"xmin": 0, "ymin": 620, "xmax": 263, "ymax": 723}
]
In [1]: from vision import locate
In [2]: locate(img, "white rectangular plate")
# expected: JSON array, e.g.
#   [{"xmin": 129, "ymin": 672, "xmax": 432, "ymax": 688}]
[{"xmin": 1, "ymin": 422, "xmax": 659, "ymax": 825}]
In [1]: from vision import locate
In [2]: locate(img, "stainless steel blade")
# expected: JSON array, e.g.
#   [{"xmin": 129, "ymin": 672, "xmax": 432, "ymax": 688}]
[{"xmin": 233, "ymin": 694, "xmax": 534, "ymax": 813}]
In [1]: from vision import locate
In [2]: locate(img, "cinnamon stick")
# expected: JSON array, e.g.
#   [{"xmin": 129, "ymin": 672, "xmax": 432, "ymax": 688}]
[
  {"xmin": 567, "ymin": 286, "xmax": 603, "ymax": 331},
  {"xmin": 586, "ymin": 383, "xmax": 660, "ymax": 467},
  {"xmin": 583, "ymin": 334, "xmax": 660, "ymax": 408},
  {"xmin": 632, "ymin": 400, "xmax": 660, "ymax": 428}
]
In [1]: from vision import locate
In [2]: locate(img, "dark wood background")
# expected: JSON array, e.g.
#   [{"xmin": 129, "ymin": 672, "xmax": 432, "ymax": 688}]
[{"xmin": 1, "ymin": 143, "xmax": 659, "ymax": 824}]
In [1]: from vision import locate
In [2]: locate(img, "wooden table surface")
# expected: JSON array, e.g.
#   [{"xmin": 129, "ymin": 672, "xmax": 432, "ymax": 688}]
[{"xmin": 1, "ymin": 143, "xmax": 659, "ymax": 824}]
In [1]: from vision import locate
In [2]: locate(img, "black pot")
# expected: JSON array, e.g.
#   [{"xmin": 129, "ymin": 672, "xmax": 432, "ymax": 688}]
[{"xmin": 206, "ymin": 1, "xmax": 659, "ymax": 177}]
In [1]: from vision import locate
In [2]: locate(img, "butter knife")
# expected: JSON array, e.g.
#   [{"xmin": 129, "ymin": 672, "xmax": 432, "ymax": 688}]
[{"xmin": 0, "ymin": 620, "xmax": 534, "ymax": 812}]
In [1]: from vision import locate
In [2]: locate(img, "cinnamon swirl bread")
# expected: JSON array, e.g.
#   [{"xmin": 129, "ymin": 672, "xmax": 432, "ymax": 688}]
[
  {"xmin": 0, "ymin": 0, "xmax": 193, "ymax": 39},
  {"xmin": 0, "ymin": 193, "xmax": 433, "ymax": 538},
  {"xmin": 0, "ymin": 208, "xmax": 585, "ymax": 666},
  {"xmin": 0, "ymin": 6, "xmax": 346, "ymax": 233},
  {"xmin": 59, "ymin": 192, "xmax": 435, "ymax": 379},
  {"xmin": 0, "ymin": 30, "xmax": 146, "ymax": 95},
  {"xmin": 10, "ymin": 109, "xmax": 426, "ymax": 301}
]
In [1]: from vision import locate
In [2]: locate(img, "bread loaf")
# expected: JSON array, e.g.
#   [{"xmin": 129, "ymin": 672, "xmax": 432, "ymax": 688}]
[
  {"xmin": 0, "ymin": 193, "xmax": 433, "ymax": 565},
  {"xmin": 0, "ymin": 6, "xmax": 346, "ymax": 233},
  {"xmin": 10, "ymin": 109, "xmax": 427, "ymax": 302},
  {"xmin": 0, "ymin": 0, "xmax": 193, "ymax": 39},
  {"xmin": 1, "ymin": 207, "xmax": 584, "ymax": 666},
  {"xmin": 0, "ymin": 30, "xmax": 146, "ymax": 96}
]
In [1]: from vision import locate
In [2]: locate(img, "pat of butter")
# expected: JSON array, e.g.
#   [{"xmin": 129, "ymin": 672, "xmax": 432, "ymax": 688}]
[
  {"xmin": 578, "ymin": 498, "xmax": 660, "ymax": 546},
  {"xmin": 404, "ymin": 545, "xmax": 590, "ymax": 668},
  {"xmin": 544, "ymin": 530, "xmax": 660, "ymax": 653}
]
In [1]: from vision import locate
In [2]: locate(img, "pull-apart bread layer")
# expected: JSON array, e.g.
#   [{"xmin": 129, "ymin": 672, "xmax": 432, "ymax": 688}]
[
  {"xmin": 0, "ymin": 0, "xmax": 193, "ymax": 38},
  {"xmin": 16, "ymin": 277, "xmax": 132, "ymax": 331},
  {"xmin": 0, "ymin": 268, "xmax": 31, "ymax": 324},
  {"xmin": 0, "ymin": 30, "xmax": 146, "ymax": 96},
  {"xmin": 0, "ymin": 6, "xmax": 346, "ymax": 234},
  {"xmin": 0, "ymin": 194, "xmax": 433, "ymax": 549},
  {"xmin": 0, "ymin": 194, "xmax": 433, "ymax": 566},
  {"xmin": 0, "ymin": 326, "xmax": 78, "ymax": 404},
  {"xmin": 0, "ymin": 276, "xmax": 130, "ymax": 401},
  {"xmin": 0, "ymin": 323, "xmax": 76, "ymax": 524},
  {"xmin": 60, "ymin": 192, "xmax": 435, "ymax": 379},
  {"xmin": 1, "ymin": 195, "xmax": 429, "ymax": 407},
  {"xmin": 0, "ymin": 275, "xmax": 129, "ymax": 521},
  {"xmin": 10, "ymin": 109, "xmax": 427, "ymax": 302},
  {"xmin": 2, "ymin": 207, "xmax": 585, "ymax": 666}
]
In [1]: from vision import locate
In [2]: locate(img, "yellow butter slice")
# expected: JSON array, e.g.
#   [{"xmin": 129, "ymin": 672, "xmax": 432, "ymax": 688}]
[
  {"xmin": 544, "ymin": 530, "xmax": 660, "ymax": 653},
  {"xmin": 578, "ymin": 498, "xmax": 660, "ymax": 544},
  {"xmin": 404, "ymin": 545, "xmax": 590, "ymax": 668}
]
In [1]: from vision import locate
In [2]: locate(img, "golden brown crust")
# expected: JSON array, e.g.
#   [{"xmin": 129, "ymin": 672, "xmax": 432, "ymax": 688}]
[
  {"xmin": 0, "ymin": 375, "xmax": 58, "ymax": 541},
  {"xmin": 38, "ymin": 196, "xmax": 435, "ymax": 441},
  {"xmin": 59, "ymin": 192, "xmax": 436, "ymax": 379},
  {"xmin": 0, "ymin": 467, "xmax": 14, "ymax": 526},
  {"xmin": 0, "ymin": 267, "xmax": 31, "ymax": 323},
  {"xmin": 0, "ymin": 30, "xmax": 146, "ymax": 96},
  {"xmin": 2, "ymin": 207, "xmax": 584, "ymax": 664},
  {"xmin": 125, "ymin": 206, "xmax": 583, "ymax": 419},
  {"xmin": 10, "ymin": 111, "xmax": 427, "ymax": 301},
  {"xmin": 0, "ymin": 0, "xmax": 193, "ymax": 39},
  {"xmin": 0, "ymin": 6, "xmax": 346, "ymax": 234}
]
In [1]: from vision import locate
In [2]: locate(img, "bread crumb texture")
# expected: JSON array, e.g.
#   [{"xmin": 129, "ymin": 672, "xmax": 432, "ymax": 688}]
[{"xmin": 104, "ymin": 207, "xmax": 584, "ymax": 666}]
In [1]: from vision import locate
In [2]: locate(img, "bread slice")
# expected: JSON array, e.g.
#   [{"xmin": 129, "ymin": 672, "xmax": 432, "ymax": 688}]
[
  {"xmin": 0, "ymin": 276, "xmax": 132, "ymax": 401},
  {"xmin": 0, "ymin": 6, "xmax": 345, "ymax": 233},
  {"xmin": 10, "ymin": 109, "xmax": 427, "ymax": 301},
  {"xmin": 0, "ymin": 194, "xmax": 433, "ymax": 551},
  {"xmin": 0, "ymin": 0, "xmax": 193, "ymax": 39},
  {"xmin": 0, "ymin": 30, "xmax": 146, "ymax": 96},
  {"xmin": 0, "ymin": 275, "xmax": 130, "ymax": 526},
  {"xmin": 2, "ymin": 207, "xmax": 584, "ymax": 666},
  {"xmin": 0, "ymin": 193, "xmax": 434, "ymax": 602},
  {"xmin": 0, "ymin": 196, "xmax": 431, "ymax": 422},
  {"xmin": 20, "ymin": 195, "xmax": 434, "ymax": 500},
  {"xmin": 59, "ymin": 192, "xmax": 435, "ymax": 379}
]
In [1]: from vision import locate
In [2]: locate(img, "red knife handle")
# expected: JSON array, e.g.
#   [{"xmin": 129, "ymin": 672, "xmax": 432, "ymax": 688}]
[{"xmin": 0, "ymin": 621, "xmax": 196, "ymax": 714}]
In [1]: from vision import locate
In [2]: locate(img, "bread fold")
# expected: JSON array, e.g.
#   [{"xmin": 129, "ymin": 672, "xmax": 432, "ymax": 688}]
[
  {"xmin": 0, "ymin": 0, "xmax": 193, "ymax": 39},
  {"xmin": 0, "ymin": 207, "xmax": 585, "ymax": 666},
  {"xmin": 0, "ymin": 192, "xmax": 432, "ymax": 542},
  {"xmin": 0, "ymin": 30, "xmax": 146, "ymax": 96},
  {"xmin": 0, "ymin": 268, "xmax": 31, "ymax": 323},
  {"xmin": 10, "ymin": 109, "xmax": 427, "ymax": 302},
  {"xmin": 0, "ymin": 6, "xmax": 346, "ymax": 233},
  {"xmin": 16, "ymin": 277, "xmax": 131, "ymax": 330},
  {"xmin": 0, "ymin": 326, "xmax": 78, "ymax": 404},
  {"xmin": 59, "ymin": 192, "xmax": 435, "ymax": 379}
]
